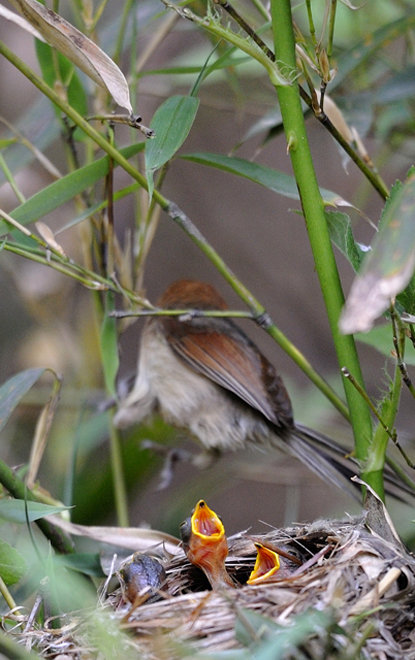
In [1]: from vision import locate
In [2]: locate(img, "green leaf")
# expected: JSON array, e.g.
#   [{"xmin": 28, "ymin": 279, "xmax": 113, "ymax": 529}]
[
  {"xmin": 35, "ymin": 40, "xmax": 88, "ymax": 132},
  {"xmin": 57, "ymin": 182, "xmax": 140, "ymax": 233},
  {"xmin": 0, "ymin": 499, "xmax": 71, "ymax": 523},
  {"xmin": 235, "ymin": 608, "xmax": 333, "ymax": 659},
  {"xmin": 238, "ymin": 108, "xmax": 284, "ymax": 148},
  {"xmin": 340, "ymin": 169, "xmax": 415, "ymax": 333},
  {"xmin": 1, "ymin": 143, "xmax": 143, "ymax": 233},
  {"xmin": 375, "ymin": 65, "xmax": 415, "ymax": 105},
  {"xmin": 0, "ymin": 539, "xmax": 27, "ymax": 585},
  {"xmin": 181, "ymin": 152, "xmax": 352, "ymax": 207},
  {"xmin": 334, "ymin": 15, "xmax": 415, "ymax": 90},
  {"xmin": 356, "ymin": 323, "xmax": 415, "ymax": 365},
  {"xmin": 55, "ymin": 552, "xmax": 104, "ymax": 577},
  {"xmin": 145, "ymin": 95, "xmax": 199, "ymax": 198},
  {"xmin": 235, "ymin": 609, "xmax": 279, "ymax": 648},
  {"xmin": 100, "ymin": 293, "xmax": 119, "ymax": 397},
  {"xmin": 0, "ymin": 97, "xmax": 58, "ymax": 187},
  {"xmin": 325, "ymin": 209, "xmax": 365, "ymax": 271},
  {"xmin": 0, "ymin": 138, "xmax": 17, "ymax": 150},
  {"xmin": 0, "ymin": 368, "xmax": 45, "ymax": 432}
]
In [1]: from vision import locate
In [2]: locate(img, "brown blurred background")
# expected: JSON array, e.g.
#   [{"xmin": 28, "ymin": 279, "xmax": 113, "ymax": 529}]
[{"xmin": 0, "ymin": 1, "xmax": 414, "ymax": 540}]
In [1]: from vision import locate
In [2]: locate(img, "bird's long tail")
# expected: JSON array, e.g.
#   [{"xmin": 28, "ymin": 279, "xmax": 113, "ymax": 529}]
[
  {"xmin": 286, "ymin": 425, "xmax": 360, "ymax": 500},
  {"xmin": 289, "ymin": 423, "xmax": 414, "ymax": 503}
]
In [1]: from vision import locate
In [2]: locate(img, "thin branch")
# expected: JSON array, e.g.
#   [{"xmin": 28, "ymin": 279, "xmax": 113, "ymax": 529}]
[
  {"xmin": 208, "ymin": 0, "xmax": 389, "ymax": 199},
  {"xmin": 390, "ymin": 305, "xmax": 415, "ymax": 399}
]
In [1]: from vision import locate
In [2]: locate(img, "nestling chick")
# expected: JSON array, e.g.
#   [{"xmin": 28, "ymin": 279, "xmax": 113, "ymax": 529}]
[{"xmin": 180, "ymin": 499, "xmax": 234, "ymax": 589}]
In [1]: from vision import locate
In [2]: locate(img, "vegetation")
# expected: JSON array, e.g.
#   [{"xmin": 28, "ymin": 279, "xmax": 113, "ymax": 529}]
[{"xmin": 0, "ymin": 0, "xmax": 415, "ymax": 656}]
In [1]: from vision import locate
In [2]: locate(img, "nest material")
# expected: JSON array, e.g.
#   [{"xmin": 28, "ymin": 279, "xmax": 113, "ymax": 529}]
[
  {"xmin": 5, "ymin": 510, "xmax": 415, "ymax": 659},
  {"xmin": 116, "ymin": 516, "xmax": 415, "ymax": 659}
]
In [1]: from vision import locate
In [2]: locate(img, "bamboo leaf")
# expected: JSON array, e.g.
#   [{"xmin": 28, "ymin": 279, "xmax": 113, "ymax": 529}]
[
  {"xmin": 356, "ymin": 324, "xmax": 415, "ymax": 365},
  {"xmin": 235, "ymin": 607, "xmax": 333, "ymax": 658},
  {"xmin": 54, "ymin": 552, "xmax": 103, "ymax": 577},
  {"xmin": 35, "ymin": 40, "xmax": 88, "ymax": 128},
  {"xmin": 8, "ymin": 0, "xmax": 132, "ymax": 113},
  {"xmin": 340, "ymin": 170, "xmax": 415, "ymax": 333},
  {"xmin": 0, "ymin": 539, "xmax": 27, "ymax": 585},
  {"xmin": 325, "ymin": 210, "xmax": 365, "ymax": 271},
  {"xmin": 0, "ymin": 368, "xmax": 45, "ymax": 432},
  {"xmin": 0, "ymin": 3, "xmax": 43, "ymax": 40},
  {"xmin": 48, "ymin": 517, "xmax": 182, "ymax": 555},
  {"xmin": 0, "ymin": 138, "xmax": 18, "ymax": 150},
  {"xmin": 1, "ymin": 143, "xmax": 143, "ymax": 233},
  {"xmin": 145, "ymin": 95, "xmax": 199, "ymax": 198},
  {"xmin": 0, "ymin": 499, "xmax": 70, "ymax": 523},
  {"xmin": 334, "ymin": 15, "xmax": 415, "ymax": 89},
  {"xmin": 181, "ymin": 152, "xmax": 353, "ymax": 207},
  {"xmin": 26, "ymin": 372, "xmax": 62, "ymax": 489},
  {"xmin": 100, "ymin": 293, "xmax": 119, "ymax": 397}
]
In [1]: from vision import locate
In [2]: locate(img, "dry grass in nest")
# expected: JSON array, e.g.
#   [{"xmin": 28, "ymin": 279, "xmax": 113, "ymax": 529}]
[{"xmin": 4, "ymin": 494, "xmax": 415, "ymax": 659}]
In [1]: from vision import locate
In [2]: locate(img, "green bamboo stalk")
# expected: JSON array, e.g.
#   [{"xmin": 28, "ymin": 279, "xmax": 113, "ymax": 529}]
[
  {"xmin": 269, "ymin": 0, "xmax": 375, "ymax": 489},
  {"xmin": 364, "ymin": 365, "xmax": 402, "ymax": 501},
  {"xmin": 109, "ymin": 422, "xmax": 129, "ymax": 527},
  {"xmin": 166, "ymin": 202, "xmax": 350, "ymax": 420}
]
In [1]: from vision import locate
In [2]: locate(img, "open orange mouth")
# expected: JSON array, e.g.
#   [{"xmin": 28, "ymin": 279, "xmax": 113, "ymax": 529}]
[
  {"xmin": 247, "ymin": 542, "xmax": 280, "ymax": 585},
  {"xmin": 191, "ymin": 500, "xmax": 225, "ymax": 540}
]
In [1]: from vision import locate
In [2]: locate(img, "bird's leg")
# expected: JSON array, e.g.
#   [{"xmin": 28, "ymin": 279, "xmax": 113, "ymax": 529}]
[{"xmin": 140, "ymin": 440, "xmax": 221, "ymax": 489}]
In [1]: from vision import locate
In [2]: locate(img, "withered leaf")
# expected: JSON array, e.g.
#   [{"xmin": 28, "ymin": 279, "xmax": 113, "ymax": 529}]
[{"xmin": 9, "ymin": 0, "xmax": 132, "ymax": 113}]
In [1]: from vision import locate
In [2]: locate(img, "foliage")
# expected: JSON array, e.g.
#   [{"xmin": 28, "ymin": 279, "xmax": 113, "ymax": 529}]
[{"xmin": 0, "ymin": 0, "xmax": 415, "ymax": 655}]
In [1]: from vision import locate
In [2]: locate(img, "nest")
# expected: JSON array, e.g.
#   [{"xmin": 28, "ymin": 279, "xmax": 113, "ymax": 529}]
[{"xmin": 4, "ymin": 500, "xmax": 415, "ymax": 659}]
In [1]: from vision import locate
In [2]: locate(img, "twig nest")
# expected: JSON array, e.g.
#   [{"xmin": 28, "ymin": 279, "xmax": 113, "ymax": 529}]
[
  {"xmin": 6, "ymin": 493, "xmax": 415, "ymax": 658},
  {"xmin": 113, "ymin": 515, "xmax": 415, "ymax": 658}
]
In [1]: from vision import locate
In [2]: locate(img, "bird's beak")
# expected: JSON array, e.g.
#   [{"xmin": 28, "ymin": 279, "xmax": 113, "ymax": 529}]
[
  {"xmin": 191, "ymin": 499, "xmax": 225, "ymax": 541},
  {"xmin": 247, "ymin": 542, "xmax": 280, "ymax": 585}
]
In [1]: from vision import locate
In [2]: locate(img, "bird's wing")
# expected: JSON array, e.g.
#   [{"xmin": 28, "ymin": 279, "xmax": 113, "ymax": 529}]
[{"xmin": 163, "ymin": 324, "xmax": 293, "ymax": 429}]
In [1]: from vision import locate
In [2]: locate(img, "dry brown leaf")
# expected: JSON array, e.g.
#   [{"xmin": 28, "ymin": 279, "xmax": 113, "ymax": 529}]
[
  {"xmin": 0, "ymin": 3, "xmax": 44, "ymax": 40},
  {"xmin": 8, "ymin": 0, "xmax": 133, "ymax": 113},
  {"xmin": 46, "ymin": 516, "xmax": 182, "ymax": 557},
  {"xmin": 36, "ymin": 221, "xmax": 67, "ymax": 257},
  {"xmin": 26, "ymin": 374, "xmax": 62, "ymax": 489}
]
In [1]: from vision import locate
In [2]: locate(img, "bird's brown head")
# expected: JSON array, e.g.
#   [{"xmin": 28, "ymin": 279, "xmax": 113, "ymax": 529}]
[{"xmin": 157, "ymin": 280, "xmax": 228, "ymax": 311}]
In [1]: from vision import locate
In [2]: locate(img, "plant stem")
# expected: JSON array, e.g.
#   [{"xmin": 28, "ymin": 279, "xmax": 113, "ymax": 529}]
[
  {"xmin": 0, "ymin": 575, "xmax": 17, "ymax": 611},
  {"xmin": 0, "ymin": 457, "xmax": 74, "ymax": 554},
  {"xmin": 269, "ymin": 0, "xmax": 374, "ymax": 489},
  {"xmin": 109, "ymin": 422, "xmax": 129, "ymax": 527},
  {"xmin": 166, "ymin": 202, "xmax": 349, "ymax": 420},
  {"xmin": 327, "ymin": 0, "xmax": 337, "ymax": 57},
  {"xmin": 205, "ymin": 1, "xmax": 389, "ymax": 200},
  {"xmin": 365, "ymin": 365, "xmax": 402, "ymax": 501},
  {"xmin": 305, "ymin": 0, "xmax": 317, "ymax": 47},
  {"xmin": 0, "ymin": 153, "xmax": 25, "ymax": 204}
]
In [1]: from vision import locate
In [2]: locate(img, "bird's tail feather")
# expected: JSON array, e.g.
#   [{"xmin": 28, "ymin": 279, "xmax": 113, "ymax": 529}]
[
  {"xmin": 292, "ymin": 423, "xmax": 415, "ymax": 503},
  {"xmin": 286, "ymin": 426, "xmax": 360, "ymax": 501}
]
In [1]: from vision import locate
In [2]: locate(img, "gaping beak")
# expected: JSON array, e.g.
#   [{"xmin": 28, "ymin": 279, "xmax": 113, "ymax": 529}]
[
  {"xmin": 180, "ymin": 500, "xmax": 234, "ymax": 589},
  {"xmin": 247, "ymin": 542, "xmax": 280, "ymax": 585}
]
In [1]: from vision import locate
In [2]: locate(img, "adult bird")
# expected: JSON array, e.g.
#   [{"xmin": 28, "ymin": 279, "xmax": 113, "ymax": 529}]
[{"xmin": 114, "ymin": 279, "xmax": 361, "ymax": 498}]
